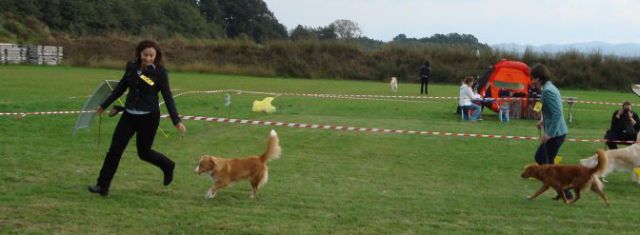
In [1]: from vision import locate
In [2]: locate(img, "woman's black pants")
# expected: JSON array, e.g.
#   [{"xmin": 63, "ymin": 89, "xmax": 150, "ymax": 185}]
[{"xmin": 96, "ymin": 111, "xmax": 174, "ymax": 189}]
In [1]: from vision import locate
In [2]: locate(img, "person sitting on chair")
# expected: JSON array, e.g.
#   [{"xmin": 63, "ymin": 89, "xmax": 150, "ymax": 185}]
[
  {"xmin": 459, "ymin": 76, "xmax": 482, "ymax": 121},
  {"xmin": 604, "ymin": 101, "xmax": 640, "ymax": 149}
]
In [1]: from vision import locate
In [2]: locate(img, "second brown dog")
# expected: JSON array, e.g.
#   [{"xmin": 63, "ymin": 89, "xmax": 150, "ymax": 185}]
[{"xmin": 521, "ymin": 149, "xmax": 609, "ymax": 206}]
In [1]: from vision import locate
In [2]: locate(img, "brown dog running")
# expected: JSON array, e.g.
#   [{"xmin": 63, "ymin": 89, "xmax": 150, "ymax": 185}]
[
  {"xmin": 521, "ymin": 149, "xmax": 609, "ymax": 206},
  {"xmin": 195, "ymin": 130, "xmax": 281, "ymax": 199}
]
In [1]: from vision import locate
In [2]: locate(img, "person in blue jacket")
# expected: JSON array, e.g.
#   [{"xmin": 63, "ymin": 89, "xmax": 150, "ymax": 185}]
[{"xmin": 530, "ymin": 63, "xmax": 572, "ymax": 200}]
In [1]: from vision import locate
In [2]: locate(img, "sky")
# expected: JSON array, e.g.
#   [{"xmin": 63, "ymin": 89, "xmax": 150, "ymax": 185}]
[{"xmin": 263, "ymin": 0, "xmax": 640, "ymax": 46}]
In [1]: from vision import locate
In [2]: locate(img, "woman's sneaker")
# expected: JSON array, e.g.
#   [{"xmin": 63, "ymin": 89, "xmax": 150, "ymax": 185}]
[
  {"xmin": 87, "ymin": 185, "xmax": 108, "ymax": 196},
  {"xmin": 163, "ymin": 162, "xmax": 175, "ymax": 186}
]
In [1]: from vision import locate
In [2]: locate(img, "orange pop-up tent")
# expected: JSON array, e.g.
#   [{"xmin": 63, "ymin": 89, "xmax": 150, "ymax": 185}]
[{"xmin": 476, "ymin": 60, "xmax": 531, "ymax": 113}]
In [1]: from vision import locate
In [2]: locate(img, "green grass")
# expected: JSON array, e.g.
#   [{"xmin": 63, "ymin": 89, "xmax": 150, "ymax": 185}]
[{"xmin": 1, "ymin": 65, "xmax": 640, "ymax": 234}]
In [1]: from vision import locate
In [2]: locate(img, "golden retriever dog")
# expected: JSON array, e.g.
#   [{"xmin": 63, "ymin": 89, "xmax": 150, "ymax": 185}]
[
  {"xmin": 390, "ymin": 76, "xmax": 398, "ymax": 93},
  {"xmin": 521, "ymin": 149, "xmax": 609, "ymax": 206},
  {"xmin": 195, "ymin": 130, "xmax": 281, "ymax": 199},
  {"xmin": 580, "ymin": 140, "xmax": 640, "ymax": 183}
]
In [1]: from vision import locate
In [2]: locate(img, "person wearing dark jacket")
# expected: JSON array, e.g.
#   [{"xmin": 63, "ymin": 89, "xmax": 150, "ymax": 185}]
[
  {"xmin": 604, "ymin": 101, "xmax": 640, "ymax": 149},
  {"xmin": 88, "ymin": 40, "xmax": 186, "ymax": 196},
  {"xmin": 419, "ymin": 60, "xmax": 431, "ymax": 94}
]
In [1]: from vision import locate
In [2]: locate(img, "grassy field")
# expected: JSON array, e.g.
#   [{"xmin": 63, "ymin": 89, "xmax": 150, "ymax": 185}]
[{"xmin": 1, "ymin": 65, "xmax": 640, "ymax": 234}]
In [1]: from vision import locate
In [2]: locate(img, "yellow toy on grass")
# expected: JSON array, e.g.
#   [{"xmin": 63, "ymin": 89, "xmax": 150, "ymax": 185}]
[
  {"xmin": 634, "ymin": 168, "xmax": 640, "ymax": 178},
  {"xmin": 554, "ymin": 156, "xmax": 562, "ymax": 165},
  {"xmin": 252, "ymin": 97, "xmax": 276, "ymax": 114}
]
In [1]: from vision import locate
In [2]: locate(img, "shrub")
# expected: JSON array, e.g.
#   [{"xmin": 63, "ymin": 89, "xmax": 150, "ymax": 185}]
[{"xmin": 47, "ymin": 36, "xmax": 640, "ymax": 91}]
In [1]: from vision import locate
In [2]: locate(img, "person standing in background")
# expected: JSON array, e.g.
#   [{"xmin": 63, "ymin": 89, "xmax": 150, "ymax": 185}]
[{"xmin": 419, "ymin": 60, "xmax": 431, "ymax": 95}]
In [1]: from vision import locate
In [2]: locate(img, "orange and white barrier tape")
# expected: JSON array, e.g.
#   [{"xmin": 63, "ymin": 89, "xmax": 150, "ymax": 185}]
[
  {"xmin": 168, "ymin": 114, "xmax": 637, "ymax": 144},
  {"xmin": 2, "ymin": 110, "xmax": 636, "ymax": 144},
  {"xmin": 282, "ymin": 94, "xmax": 441, "ymax": 104},
  {"xmin": 0, "ymin": 110, "xmax": 95, "ymax": 118},
  {"xmin": 165, "ymin": 89, "xmax": 632, "ymax": 106},
  {"xmin": 163, "ymin": 89, "xmax": 444, "ymax": 105},
  {"xmin": 64, "ymin": 88, "xmax": 629, "ymax": 107}
]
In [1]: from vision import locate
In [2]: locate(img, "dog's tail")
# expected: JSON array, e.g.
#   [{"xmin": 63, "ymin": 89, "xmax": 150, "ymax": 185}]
[
  {"xmin": 589, "ymin": 149, "xmax": 607, "ymax": 175},
  {"xmin": 260, "ymin": 129, "xmax": 281, "ymax": 162},
  {"xmin": 591, "ymin": 174, "xmax": 605, "ymax": 191}
]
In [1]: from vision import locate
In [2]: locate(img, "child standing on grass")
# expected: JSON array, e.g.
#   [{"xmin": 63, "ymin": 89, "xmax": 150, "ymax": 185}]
[{"xmin": 88, "ymin": 40, "xmax": 186, "ymax": 196}]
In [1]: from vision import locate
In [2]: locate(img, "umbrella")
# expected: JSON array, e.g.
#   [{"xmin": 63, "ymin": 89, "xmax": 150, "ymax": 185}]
[{"xmin": 73, "ymin": 80, "xmax": 120, "ymax": 135}]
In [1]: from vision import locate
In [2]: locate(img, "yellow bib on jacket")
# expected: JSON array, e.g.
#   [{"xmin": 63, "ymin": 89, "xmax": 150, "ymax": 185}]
[
  {"xmin": 139, "ymin": 74, "xmax": 155, "ymax": 86},
  {"xmin": 533, "ymin": 102, "xmax": 542, "ymax": 112}
]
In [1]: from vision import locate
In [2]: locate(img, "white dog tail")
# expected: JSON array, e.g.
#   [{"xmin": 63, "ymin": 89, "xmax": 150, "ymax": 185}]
[
  {"xmin": 589, "ymin": 149, "xmax": 608, "ymax": 175},
  {"xmin": 260, "ymin": 130, "xmax": 281, "ymax": 162}
]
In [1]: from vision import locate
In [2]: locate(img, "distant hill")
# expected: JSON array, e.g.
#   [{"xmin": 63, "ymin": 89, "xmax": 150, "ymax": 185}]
[{"xmin": 491, "ymin": 42, "xmax": 640, "ymax": 57}]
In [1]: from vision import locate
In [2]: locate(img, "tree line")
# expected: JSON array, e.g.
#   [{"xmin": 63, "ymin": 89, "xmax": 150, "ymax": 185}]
[
  {"xmin": 0, "ymin": 0, "xmax": 286, "ymax": 42},
  {"xmin": 0, "ymin": 0, "xmax": 486, "ymax": 47},
  {"xmin": 54, "ymin": 35, "xmax": 639, "ymax": 91}
]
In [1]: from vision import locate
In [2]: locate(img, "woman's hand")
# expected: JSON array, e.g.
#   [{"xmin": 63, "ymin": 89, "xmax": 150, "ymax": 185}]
[
  {"xmin": 96, "ymin": 106, "xmax": 104, "ymax": 115},
  {"xmin": 175, "ymin": 122, "xmax": 187, "ymax": 134},
  {"xmin": 540, "ymin": 134, "xmax": 551, "ymax": 143}
]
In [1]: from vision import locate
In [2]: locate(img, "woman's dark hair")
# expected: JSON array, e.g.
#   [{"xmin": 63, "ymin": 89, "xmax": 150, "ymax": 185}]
[
  {"xmin": 424, "ymin": 60, "xmax": 430, "ymax": 66},
  {"xmin": 463, "ymin": 76, "xmax": 474, "ymax": 85},
  {"xmin": 135, "ymin": 40, "xmax": 164, "ymax": 68},
  {"xmin": 530, "ymin": 63, "xmax": 551, "ymax": 83}
]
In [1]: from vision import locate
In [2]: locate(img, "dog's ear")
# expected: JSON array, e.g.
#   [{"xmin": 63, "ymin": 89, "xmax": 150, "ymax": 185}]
[
  {"xmin": 208, "ymin": 157, "xmax": 216, "ymax": 167},
  {"xmin": 522, "ymin": 164, "xmax": 543, "ymax": 178},
  {"xmin": 209, "ymin": 156, "xmax": 223, "ymax": 172}
]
